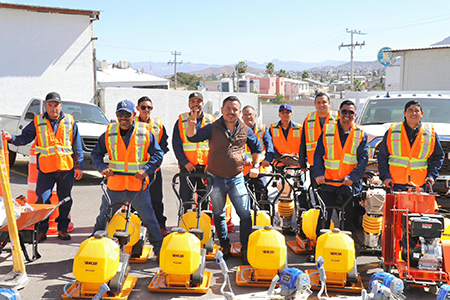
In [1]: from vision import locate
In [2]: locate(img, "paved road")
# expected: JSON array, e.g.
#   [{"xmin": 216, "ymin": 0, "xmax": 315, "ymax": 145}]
[{"xmin": 0, "ymin": 158, "xmax": 437, "ymax": 299}]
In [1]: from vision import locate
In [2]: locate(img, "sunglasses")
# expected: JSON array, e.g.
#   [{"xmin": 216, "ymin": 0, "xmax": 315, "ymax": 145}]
[
  {"xmin": 116, "ymin": 111, "xmax": 132, "ymax": 118},
  {"xmin": 340, "ymin": 109, "xmax": 355, "ymax": 116},
  {"xmin": 140, "ymin": 105, "xmax": 153, "ymax": 111}
]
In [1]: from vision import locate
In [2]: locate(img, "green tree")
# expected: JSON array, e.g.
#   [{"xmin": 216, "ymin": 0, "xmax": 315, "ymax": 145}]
[
  {"xmin": 266, "ymin": 62, "xmax": 275, "ymax": 76},
  {"xmin": 170, "ymin": 72, "xmax": 204, "ymax": 90},
  {"xmin": 235, "ymin": 61, "xmax": 248, "ymax": 77},
  {"xmin": 353, "ymin": 78, "xmax": 364, "ymax": 91},
  {"xmin": 277, "ymin": 69, "xmax": 287, "ymax": 78},
  {"xmin": 269, "ymin": 93, "xmax": 286, "ymax": 104},
  {"xmin": 302, "ymin": 71, "xmax": 309, "ymax": 80}
]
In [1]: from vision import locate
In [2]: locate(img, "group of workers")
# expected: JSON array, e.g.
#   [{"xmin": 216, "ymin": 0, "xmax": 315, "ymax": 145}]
[{"xmin": 3, "ymin": 90, "xmax": 444, "ymax": 263}]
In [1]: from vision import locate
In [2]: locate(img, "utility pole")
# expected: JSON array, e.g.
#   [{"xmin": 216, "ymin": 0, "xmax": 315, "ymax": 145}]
[
  {"xmin": 339, "ymin": 29, "xmax": 366, "ymax": 90},
  {"xmin": 168, "ymin": 51, "xmax": 182, "ymax": 90}
]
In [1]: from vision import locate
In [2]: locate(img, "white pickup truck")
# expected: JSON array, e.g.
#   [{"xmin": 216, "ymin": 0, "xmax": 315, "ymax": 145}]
[
  {"xmin": 0, "ymin": 98, "xmax": 109, "ymax": 167},
  {"xmin": 356, "ymin": 92, "xmax": 450, "ymax": 209}
]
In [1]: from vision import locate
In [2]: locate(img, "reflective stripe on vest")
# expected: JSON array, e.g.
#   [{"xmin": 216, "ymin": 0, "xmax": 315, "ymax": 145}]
[
  {"xmin": 305, "ymin": 111, "xmax": 338, "ymax": 150},
  {"xmin": 388, "ymin": 123, "xmax": 434, "ymax": 172},
  {"xmin": 245, "ymin": 123, "xmax": 266, "ymax": 156},
  {"xmin": 35, "ymin": 114, "xmax": 74, "ymax": 157},
  {"xmin": 107, "ymin": 122, "xmax": 148, "ymax": 173},
  {"xmin": 323, "ymin": 123, "xmax": 363, "ymax": 182},
  {"xmin": 150, "ymin": 117, "xmax": 163, "ymax": 143},
  {"xmin": 270, "ymin": 122, "xmax": 302, "ymax": 156},
  {"xmin": 179, "ymin": 112, "xmax": 214, "ymax": 165}
]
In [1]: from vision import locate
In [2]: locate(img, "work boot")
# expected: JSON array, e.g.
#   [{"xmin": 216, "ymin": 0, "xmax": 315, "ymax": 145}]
[
  {"xmin": 221, "ymin": 245, "xmax": 231, "ymax": 260},
  {"xmin": 58, "ymin": 230, "xmax": 71, "ymax": 240},
  {"xmin": 160, "ymin": 228, "xmax": 170, "ymax": 237},
  {"xmin": 37, "ymin": 233, "xmax": 47, "ymax": 243}
]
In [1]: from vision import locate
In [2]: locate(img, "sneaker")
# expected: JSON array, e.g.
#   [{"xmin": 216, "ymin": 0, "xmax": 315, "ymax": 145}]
[
  {"xmin": 58, "ymin": 230, "xmax": 71, "ymax": 240},
  {"xmin": 37, "ymin": 233, "xmax": 47, "ymax": 243}
]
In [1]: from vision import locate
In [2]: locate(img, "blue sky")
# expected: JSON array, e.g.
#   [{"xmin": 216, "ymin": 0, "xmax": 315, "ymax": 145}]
[{"xmin": 7, "ymin": 0, "xmax": 450, "ymax": 65}]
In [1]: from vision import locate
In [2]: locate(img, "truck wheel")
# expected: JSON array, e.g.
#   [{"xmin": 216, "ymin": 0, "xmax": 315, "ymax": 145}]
[{"xmin": 8, "ymin": 149, "xmax": 16, "ymax": 167}]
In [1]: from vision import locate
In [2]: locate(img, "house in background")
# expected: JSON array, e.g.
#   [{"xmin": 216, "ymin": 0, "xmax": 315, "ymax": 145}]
[
  {"xmin": 386, "ymin": 46, "xmax": 450, "ymax": 91},
  {"xmin": 96, "ymin": 60, "xmax": 170, "ymax": 89},
  {"xmin": 0, "ymin": 3, "xmax": 100, "ymax": 113},
  {"xmin": 284, "ymin": 78, "xmax": 309, "ymax": 101}
]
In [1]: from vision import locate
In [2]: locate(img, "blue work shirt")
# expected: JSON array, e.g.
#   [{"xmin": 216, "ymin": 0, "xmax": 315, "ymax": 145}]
[
  {"xmin": 138, "ymin": 116, "xmax": 170, "ymax": 154},
  {"xmin": 269, "ymin": 120, "xmax": 296, "ymax": 159},
  {"xmin": 187, "ymin": 118, "xmax": 262, "ymax": 155},
  {"xmin": 313, "ymin": 122, "xmax": 368, "ymax": 195},
  {"xmin": 172, "ymin": 112, "xmax": 208, "ymax": 167},
  {"xmin": 250, "ymin": 124, "xmax": 274, "ymax": 163},
  {"xmin": 377, "ymin": 121, "xmax": 444, "ymax": 189},
  {"xmin": 91, "ymin": 122, "xmax": 163, "ymax": 175},
  {"xmin": 299, "ymin": 116, "xmax": 327, "ymax": 169},
  {"xmin": 9, "ymin": 111, "xmax": 84, "ymax": 171}
]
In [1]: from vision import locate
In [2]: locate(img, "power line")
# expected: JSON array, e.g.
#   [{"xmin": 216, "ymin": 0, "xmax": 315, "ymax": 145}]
[
  {"xmin": 95, "ymin": 43, "xmax": 171, "ymax": 53},
  {"xmin": 339, "ymin": 29, "xmax": 366, "ymax": 90},
  {"xmin": 362, "ymin": 15, "xmax": 450, "ymax": 33}
]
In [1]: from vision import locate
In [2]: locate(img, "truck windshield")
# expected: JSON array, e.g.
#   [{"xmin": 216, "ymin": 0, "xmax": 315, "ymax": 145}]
[
  {"xmin": 62, "ymin": 102, "xmax": 109, "ymax": 125},
  {"xmin": 359, "ymin": 98, "xmax": 450, "ymax": 125}
]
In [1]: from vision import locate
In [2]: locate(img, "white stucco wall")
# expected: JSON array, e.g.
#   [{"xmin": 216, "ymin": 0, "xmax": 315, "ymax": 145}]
[
  {"xmin": 261, "ymin": 104, "xmax": 315, "ymax": 127},
  {"xmin": 101, "ymin": 88, "xmax": 259, "ymax": 164},
  {"xmin": 400, "ymin": 49, "xmax": 450, "ymax": 91},
  {"xmin": 385, "ymin": 65, "xmax": 400, "ymax": 91},
  {"xmin": 0, "ymin": 7, "xmax": 96, "ymax": 115}
]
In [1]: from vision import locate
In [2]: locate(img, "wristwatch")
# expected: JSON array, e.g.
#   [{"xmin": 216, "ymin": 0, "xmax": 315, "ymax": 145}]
[{"xmin": 252, "ymin": 163, "xmax": 260, "ymax": 169}]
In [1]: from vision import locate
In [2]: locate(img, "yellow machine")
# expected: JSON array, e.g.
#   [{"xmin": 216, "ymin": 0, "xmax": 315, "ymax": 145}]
[
  {"xmin": 107, "ymin": 209, "xmax": 152, "ymax": 263},
  {"xmin": 287, "ymin": 208, "xmax": 331, "ymax": 254},
  {"xmin": 106, "ymin": 173, "xmax": 159, "ymax": 264},
  {"xmin": 231, "ymin": 173, "xmax": 285, "ymax": 257},
  {"xmin": 62, "ymin": 232, "xmax": 137, "ymax": 300},
  {"xmin": 236, "ymin": 225, "xmax": 287, "ymax": 287},
  {"xmin": 179, "ymin": 209, "xmax": 219, "ymax": 260},
  {"xmin": 148, "ymin": 173, "xmax": 214, "ymax": 294},
  {"xmin": 173, "ymin": 172, "xmax": 219, "ymax": 260},
  {"xmin": 148, "ymin": 228, "xmax": 212, "ymax": 293},
  {"xmin": 63, "ymin": 174, "xmax": 148, "ymax": 300},
  {"xmin": 305, "ymin": 228, "xmax": 364, "ymax": 293},
  {"xmin": 287, "ymin": 185, "xmax": 334, "ymax": 255}
]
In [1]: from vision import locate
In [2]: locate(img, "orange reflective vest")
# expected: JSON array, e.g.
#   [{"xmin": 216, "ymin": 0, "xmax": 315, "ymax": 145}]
[
  {"xmin": 243, "ymin": 123, "xmax": 267, "ymax": 175},
  {"xmin": 323, "ymin": 123, "xmax": 364, "ymax": 186},
  {"xmin": 178, "ymin": 112, "xmax": 214, "ymax": 166},
  {"xmin": 105, "ymin": 122, "xmax": 150, "ymax": 191},
  {"xmin": 304, "ymin": 110, "xmax": 338, "ymax": 166},
  {"xmin": 270, "ymin": 122, "xmax": 302, "ymax": 156},
  {"xmin": 386, "ymin": 122, "xmax": 435, "ymax": 186},
  {"xmin": 135, "ymin": 116, "xmax": 163, "ymax": 144},
  {"xmin": 34, "ymin": 114, "xmax": 74, "ymax": 173}
]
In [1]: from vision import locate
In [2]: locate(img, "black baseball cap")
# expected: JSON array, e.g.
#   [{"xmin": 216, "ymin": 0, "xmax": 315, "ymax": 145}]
[
  {"xmin": 188, "ymin": 92, "xmax": 203, "ymax": 101},
  {"xmin": 44, "ymin": 92, "xmax": 62, "ymax": 104}
]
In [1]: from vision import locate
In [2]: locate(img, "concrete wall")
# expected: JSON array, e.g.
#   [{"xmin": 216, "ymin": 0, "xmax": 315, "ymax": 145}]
[
  {"xmin": 101, "ymin": 88, "xmax": 259, "ymax": 164},
  {"xmin": 400, "ymin": 48, "xmax": 450, "ymax": 91},
  {"xmin": 261, "ymin": 104, "xmax": 315, "ymax": 127},
  {"xmin": 385, "ymin": 65, "xmax": 401, "ymax": 91},
  {"xmin": 0, "ymin": 7, "xmax": 96, "ymax": 114}
]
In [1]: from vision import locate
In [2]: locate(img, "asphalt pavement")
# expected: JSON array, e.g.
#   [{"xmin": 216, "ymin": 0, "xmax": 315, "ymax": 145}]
[{"xmin": 0, "ymin": 157, "xmax": 438, "ymax": 299}]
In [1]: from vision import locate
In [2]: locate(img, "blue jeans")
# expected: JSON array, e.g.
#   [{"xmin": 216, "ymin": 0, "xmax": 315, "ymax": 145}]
[
  {"xmin": 92, "ymin": 188, "xmax": 163, "ymax": 255},
  {"xmin": 209, "ymin": 172, "xmax": 252, "ymax": 252},
  {"xmin": 36, "ymin": 169, "xmax": 74, "ymax": 234}
]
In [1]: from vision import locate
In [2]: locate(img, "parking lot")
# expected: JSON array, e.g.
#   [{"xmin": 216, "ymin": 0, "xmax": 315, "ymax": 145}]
[{"xmin": 0, "ymin": 157, "xmax": 437, "ymax": 299}]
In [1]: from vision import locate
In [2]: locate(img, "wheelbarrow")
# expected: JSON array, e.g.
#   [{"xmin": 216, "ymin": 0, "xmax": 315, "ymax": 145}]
[{"xmin": 0, "ymin": 197, "xmax": 70, "ymax": 262}]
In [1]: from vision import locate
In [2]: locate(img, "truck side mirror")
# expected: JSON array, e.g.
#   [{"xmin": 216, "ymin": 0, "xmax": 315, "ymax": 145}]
[{"xmin": 25, "ymin": 112, "xmax": 36, "ymax": 120}]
